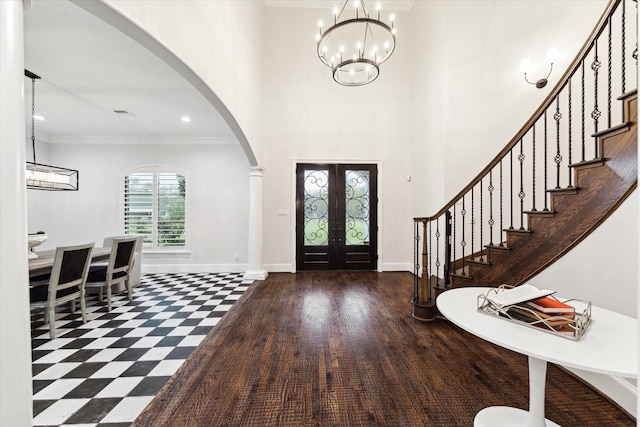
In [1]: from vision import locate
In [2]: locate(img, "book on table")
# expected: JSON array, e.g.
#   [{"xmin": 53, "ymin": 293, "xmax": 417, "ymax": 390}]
[
  {"xmin": 487, "ymin": 283, "xmax": 556, "ymax": 307},
  {"xmin": 526, "ymin": 296, "xmax": 575, "ymax": 314},
  {"xmin": 506, "ymin": 306, "xmax": 575, "ymax": 327}
]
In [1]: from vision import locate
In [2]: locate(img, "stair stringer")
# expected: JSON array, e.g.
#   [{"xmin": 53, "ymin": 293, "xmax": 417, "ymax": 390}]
[{"xmin": 449, "ymin": 93, "xmax": 637, "ymax": 288}]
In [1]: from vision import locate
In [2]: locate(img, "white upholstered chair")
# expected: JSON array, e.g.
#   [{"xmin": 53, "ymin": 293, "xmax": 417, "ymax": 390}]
[
  {"xmin": 85, "ymin": 236, "xmax": 138, "ymax": 311},
  {"xmin": 100, "ymin": 234, "xmax": 144, "ymax": 292},
  {"xmin": 29, "ymin": 243, "xmax": 94, "ymax": 339}
]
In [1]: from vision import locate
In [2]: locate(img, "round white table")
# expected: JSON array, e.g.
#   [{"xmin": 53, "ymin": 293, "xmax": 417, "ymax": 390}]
[{"xmin": 436, "ymin": 287, "xmax": 637, "ymax": 427}]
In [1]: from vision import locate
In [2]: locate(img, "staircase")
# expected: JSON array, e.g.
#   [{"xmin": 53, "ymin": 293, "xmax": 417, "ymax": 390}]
[
  {"xmin": 412, "ymin": 0, "xmax": 638, "ymax": 321},
  {"xmin": 450, "ymin": 91, "xmax": 636, "ymax": 288}
]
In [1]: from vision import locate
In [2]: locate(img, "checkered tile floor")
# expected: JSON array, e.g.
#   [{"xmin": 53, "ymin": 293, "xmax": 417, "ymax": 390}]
[{"xmin": 31, "ymin": 272, "xmax": 252, "ymax": 427}]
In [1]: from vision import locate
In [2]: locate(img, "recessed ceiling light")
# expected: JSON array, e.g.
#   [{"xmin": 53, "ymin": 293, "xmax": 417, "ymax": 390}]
[
  {"xmin": 33, "ymin": 114, "xmax": 45, "ymax": 121},
  {"xmin": 181, "ymin": 116, "xmax": 191, "ymax": 123}
]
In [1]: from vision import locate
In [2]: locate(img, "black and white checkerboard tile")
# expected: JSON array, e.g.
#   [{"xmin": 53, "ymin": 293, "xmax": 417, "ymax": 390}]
[{"xmin": 31, "ymin": 272, "xmax": 252, "ymax": 427}]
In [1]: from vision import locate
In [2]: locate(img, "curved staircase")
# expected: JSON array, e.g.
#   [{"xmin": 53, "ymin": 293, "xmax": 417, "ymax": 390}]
[
  {"xmin": 412, "ymin": 0, "xmax": 637, "ymax": 320},
  {"xmin": 450, "ymin": 91, "xmax": 636, "ymax": 288}
]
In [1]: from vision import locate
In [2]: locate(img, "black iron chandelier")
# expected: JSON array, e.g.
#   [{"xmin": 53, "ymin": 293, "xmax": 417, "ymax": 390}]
[
  {"xmin": 25, "ymin": 69, "xmax": 79, "ymax": 191},
  {"xmin": 316, "ymin": 0, "xmax": 396, "ymax": 87}
]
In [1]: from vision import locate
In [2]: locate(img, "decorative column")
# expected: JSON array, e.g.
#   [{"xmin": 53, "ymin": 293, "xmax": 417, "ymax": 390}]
[
  {"xmin": 244, "ymin": 166, "xmax": 268, "ymax": 280},
  {"xmin": 0, "ymin": 1, "xmax": 33, "ymax": 425}
]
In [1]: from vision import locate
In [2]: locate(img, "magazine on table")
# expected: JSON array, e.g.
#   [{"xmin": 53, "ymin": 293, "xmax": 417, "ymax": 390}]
[{"xmin": 486, "ymin": 283, "xmax": 556, "ymax": 307}]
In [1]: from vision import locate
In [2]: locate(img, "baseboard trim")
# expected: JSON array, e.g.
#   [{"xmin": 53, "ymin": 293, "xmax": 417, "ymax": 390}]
[
  {"xmin": 264, "ymin": 263, "xmax": 294, "ymax": 273},
  {"xmin": 141, "ymin": 264, "xmax": 248, "ymax": 274},
  {"xmin": 382, "ymin": 262, "xmax": 413, "ymax": 272}
]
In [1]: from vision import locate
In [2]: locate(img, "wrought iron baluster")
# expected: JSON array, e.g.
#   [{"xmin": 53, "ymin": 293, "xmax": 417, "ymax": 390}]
[
  {"xmin": 607, "ymin": 16, "xmax": 613, "ymax": 129},
  {"xmin": 435, "ymin": 217, "xmax": 441, "ymax": 284},
  {"xmin": 581, "ymin": 60, "xmax": 586, "ymax": 162},
  {"xmin": 479, "ymin": 178, "xmax": 484, "ymax": 261},
  {"xmin": 592, "ymin": 41, "xmax": 602, "ymax": 158},
  {"xmin": 421, "ymin": 221, "xmax": 429, "ymax": 301},
  {"xmin": 428, "ymin": 220, "xmax": 433, "ymax": 290},
  {"xmin": 499, "ymin": 159, "xmax": 504, "ymax": 246},
  {"xmin": 622, "ymin": 0, "xmax": 626, "ymax": 95},
  {"xmin": 554, "ymin": 96, "xmax": 563, "ymax": 189},
  {"xmin": 568, "ymin": 79, "xmax": 573, "ymax": 188},
  {"xmin": 518, "ymin": 139, "xmax": 525, "ymax": 230},
  {"xmin": 635, "ymin": 0, "xmax": 639, "ymax": 86},
  {"xmin": 532, "ymin": 125, "xmax": 537, "ymax": 211},
  {"xmin": 488, "ymin": 170, "xmax": 495, "ymax": 245},
  {"xmin": 471, "ymin": 186, "xmax": 475, "ymax": 261},
  {"xmin": 543, "ymin": 110, "xmax": 549, "ymax": 211},
  {"xmin": 460, "ymin": 195, "xmax": 466, "ymax": 275},
  {"xmin": 444, "ymin": 210, "xmax": 452, "ymax": 288},
  {"xmin": 509, "ymin": 149, "xmax": 514, "ymax": 229},
  {"xmin": 452, "ymin": 204, "xmax": 456, "ymax": 273}
]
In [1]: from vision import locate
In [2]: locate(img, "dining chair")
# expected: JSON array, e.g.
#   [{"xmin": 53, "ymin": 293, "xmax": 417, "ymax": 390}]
[
  {"xmin": 100, "ymin": 234, "xmax": 144, "ymax": 295},
  {"xmin": 85, "ymin": 236, "xmax": 138, "ymax": 311},
  {"xmin": 29, "ymin": 242, "xmax": 94, "ymax": 339}
]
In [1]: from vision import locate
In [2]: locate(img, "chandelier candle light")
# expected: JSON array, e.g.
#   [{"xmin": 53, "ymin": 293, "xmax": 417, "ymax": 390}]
[
  {"xmin": 316, "ymin": 0, "xmax": 396, "ymax": 86},
  {"xmin": 25, "ymin": 70, "xmax": 79, "ymax": 191}
]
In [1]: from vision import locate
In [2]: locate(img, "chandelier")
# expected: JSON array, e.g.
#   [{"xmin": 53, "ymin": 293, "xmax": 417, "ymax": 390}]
[
  {"xmin": 25, "ymin": 70, "xmax": 79, "ymax": 191},
  {"xmin": 316, "ymin": 0, "xmax": 396, "ymax": 87}
]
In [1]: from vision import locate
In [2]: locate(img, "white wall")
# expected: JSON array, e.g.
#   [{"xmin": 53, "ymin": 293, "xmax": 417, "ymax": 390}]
[
  {"xmin": 28, "ymin": 141, "xmax": 250, "ymax": 272},
  {"xmin": 409, "ymin": 0, "xmax": 609, "ymax": 211},
  {"xmin": 99, "ymin": 0, "xmax": 265, "ymax": 165},
  {"xmin": 262, "ymin": 5, "xmax": 414, "ymax": 272}
]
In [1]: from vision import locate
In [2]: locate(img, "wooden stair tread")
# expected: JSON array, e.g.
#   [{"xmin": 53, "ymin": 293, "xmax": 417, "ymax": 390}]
[{"xmin": 546, "ymin": 187, "xmax": 579, "ymax": 194}]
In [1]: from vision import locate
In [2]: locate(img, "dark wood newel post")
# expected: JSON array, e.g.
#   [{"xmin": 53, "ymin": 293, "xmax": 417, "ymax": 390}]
[{"xmin": 412, "ymin": 218, "xmax": 437, "ymax": 321}]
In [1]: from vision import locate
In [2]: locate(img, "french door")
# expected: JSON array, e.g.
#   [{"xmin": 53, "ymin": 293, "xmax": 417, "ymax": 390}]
[{"xmin": 296, "ymin": 163, "xmax": 378, "ymax": 271}]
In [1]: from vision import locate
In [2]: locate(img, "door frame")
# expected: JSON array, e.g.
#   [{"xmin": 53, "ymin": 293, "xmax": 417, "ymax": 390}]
[{"xmin": 290, "ymin": 159, "xmax": 382, "ymax": 273}]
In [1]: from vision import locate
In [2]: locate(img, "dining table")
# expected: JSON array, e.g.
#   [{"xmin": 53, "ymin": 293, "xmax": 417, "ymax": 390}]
[
  {"xmin": 28, "ymin": 246, "xmax": 112, "ymax": 278},
  {"xmin": 437, "ymin": 287, "xmax": 637, "ymax": 427}
]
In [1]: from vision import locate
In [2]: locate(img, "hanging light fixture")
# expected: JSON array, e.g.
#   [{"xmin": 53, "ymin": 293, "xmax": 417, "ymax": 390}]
[
  {"xmin": 25, "ymin": 70, "xmax": 79, "ymax": 191},
  {"xmin": 316, "ymin": 0, "xmax": 396, "ymax": 87}
]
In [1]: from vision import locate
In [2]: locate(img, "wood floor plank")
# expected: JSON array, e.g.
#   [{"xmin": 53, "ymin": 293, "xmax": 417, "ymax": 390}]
[{"xmin": 133, "ymin": 271, "xmax": 634, "ymax": 426}]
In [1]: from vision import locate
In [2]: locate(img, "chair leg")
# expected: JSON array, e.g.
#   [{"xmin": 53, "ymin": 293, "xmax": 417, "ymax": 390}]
[
  {"xmin": 70, "ymin": 298, "xmax": 76, "ymax": 313},
  {"xmin": 98, "ymin": 288, "xmax": 103, "ymax": 302},
  {"xmin": 107, "ymin": 284, "xmax": 112, "ymax": 312},
  {"xmin": 80, "ymin": 290, "xmax": 87, "ymax": 324},
  {"xmin": 43, "ymin": 307, "xmax": 49, "ymax": 325},
  {"xmin": 48, "ymin": 307, "xmax": 56, "ymax": 339},
  {"xmin": 127, "ymin": 279, "xmax": 133, "ymax": 301}
]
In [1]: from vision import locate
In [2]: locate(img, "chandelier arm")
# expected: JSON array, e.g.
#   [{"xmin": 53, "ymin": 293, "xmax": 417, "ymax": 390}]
[
  {"xmin": 360, "ymin": 0, "xmax": 371, "ymax": 17},
  {"xmin": 362, "ymin": 22, "xmax": 370, "ymax": 58},
  {"xmin": 336, "ymin": 0, "xmax": 348, "ymax": 21}
]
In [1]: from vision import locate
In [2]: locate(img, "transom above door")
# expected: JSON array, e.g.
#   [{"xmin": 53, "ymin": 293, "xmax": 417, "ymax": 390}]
[{"xmin": 296, "ymin": 163, "xmax": 378, "ymax": 271}]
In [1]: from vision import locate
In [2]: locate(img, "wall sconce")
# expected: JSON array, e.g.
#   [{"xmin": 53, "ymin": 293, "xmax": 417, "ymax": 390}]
[{"xmin": 520, "ymin": 47, "xmax": 558, "ymax": 89}]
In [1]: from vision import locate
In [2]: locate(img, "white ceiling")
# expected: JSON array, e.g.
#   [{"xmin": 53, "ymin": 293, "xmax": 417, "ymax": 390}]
[
  {"xmin": 23, "ymin": 0, "xmax": 236, "ymax": 145},
  {"xmin": 264, "ymin": 0, "xmax": 415, "ymax": 11},
  {"xmin": 22, "ymin": 0, "xmax": 414, "ymax": 146}
]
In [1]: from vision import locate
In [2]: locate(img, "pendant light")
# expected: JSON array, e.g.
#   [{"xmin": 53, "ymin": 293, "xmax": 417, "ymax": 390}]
[{"xmin": 25, "ymin": 69, "xmax": 79, "ymax": 191}]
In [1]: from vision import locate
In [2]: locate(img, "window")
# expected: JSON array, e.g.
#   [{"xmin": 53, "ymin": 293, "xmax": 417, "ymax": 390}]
[{"xmin": 123, "ymin": 167, "xmax": 187, "ymax": 249}]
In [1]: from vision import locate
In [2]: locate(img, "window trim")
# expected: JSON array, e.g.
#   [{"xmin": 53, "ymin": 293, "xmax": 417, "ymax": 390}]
[{"xmin": 121, "ymin": 165, "xmax": 190, "ymax": 253}]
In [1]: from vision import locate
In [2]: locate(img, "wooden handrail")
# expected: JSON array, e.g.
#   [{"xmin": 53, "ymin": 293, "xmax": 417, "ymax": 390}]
[{"xmin": 414, "ymin": 0, "xmax": 624, "ymax": 223}]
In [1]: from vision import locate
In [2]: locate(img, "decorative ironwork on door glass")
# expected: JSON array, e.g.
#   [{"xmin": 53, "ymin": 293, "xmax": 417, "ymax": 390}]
[
  {"xmin": 345, "ymin": 169, "xmax": 370, "ymax": 246},
  {"xmin": 303, "ymin": 170, "xmax": 329, "ymax": 246}
]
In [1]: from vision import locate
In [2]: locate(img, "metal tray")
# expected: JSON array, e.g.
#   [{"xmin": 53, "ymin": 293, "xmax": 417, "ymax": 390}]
[{"xmin": 476, "ymin": 285, "xmax": 592, "ymax": 341}]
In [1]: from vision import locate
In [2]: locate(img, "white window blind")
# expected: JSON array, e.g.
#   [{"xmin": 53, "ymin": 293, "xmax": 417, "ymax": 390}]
[{"xmin": 123, "ymin": 170, "xmax": 187, "ymax": 248}]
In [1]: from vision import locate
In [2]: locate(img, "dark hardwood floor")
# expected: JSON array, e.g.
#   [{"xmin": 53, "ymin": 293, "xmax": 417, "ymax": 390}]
[{"xmin": 133, "ymin": 271, "xmax": 634, "ymax": 426}]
